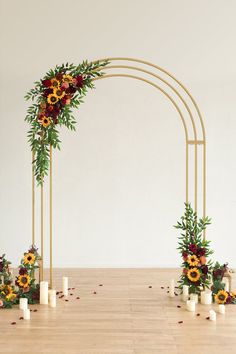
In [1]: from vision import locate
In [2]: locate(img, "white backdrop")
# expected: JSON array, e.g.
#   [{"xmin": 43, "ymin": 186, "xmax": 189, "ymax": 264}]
[{"xmin": 0, "ymin": 0, "xmax": 236, "ymax": 267}]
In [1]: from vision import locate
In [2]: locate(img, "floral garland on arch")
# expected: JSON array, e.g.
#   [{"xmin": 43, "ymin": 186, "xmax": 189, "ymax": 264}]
[
  {"xmin": 0, "ymin": 246, "xmax": 40, "ymax": 309},
  {"xmin": 25, "ymin": 60, "xmax": 109, "ymax": 185}
]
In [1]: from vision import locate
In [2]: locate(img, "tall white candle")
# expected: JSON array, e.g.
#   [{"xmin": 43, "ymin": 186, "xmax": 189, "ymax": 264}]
[
  {"xmin": 62, "ymin": 277, "xmax": 68, "ymax": 296},
  {"xmin": 40, "ymin": 281, "xmax": 48, "ymax": 305},
  {"xmin": 182, "ymin": 285, "xmax": 189, "ymax": 301},
  {"xmin": 186, "ymin": 299, "xmax": 195, "ymax": 312},
  {"xmin": 19, "ymin": 298, "xmax": 28, "ymax": 310},
  {"xmin": 190, "ymin": 293, "xmax": 198, "ymax": 304},
  {"xmin": 218, "ymin": 304, "xmax": 225, "ymax": 314},
  {"xmin": 201, "ymin": 291, "xmax": 212, "ymax": 305},
  {"xmin": 48, "ymin": 289, "xmax": 56, "ymax": 308},
  {"xmin": 23, "ymin": 308, "xmax": 31, "ymax": 320},
  {"xmin": 209, "ymin": 309, "xmax": 216, "ymax": 321},
  {"xmin": 169, "ymin": 279, "xmax": 175, "ymax": 297}
]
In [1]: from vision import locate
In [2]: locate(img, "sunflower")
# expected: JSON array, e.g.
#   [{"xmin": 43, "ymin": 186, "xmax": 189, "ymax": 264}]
[
  {"xmin": 231, "ymin": 292, "xmax": 236, "ymax": 298},
  {"xmin": 1, "ymin": 285, "xmax": 13, "ymax": 297},
  {"xmin": 53, "ymin": 88, "xmax": 65, "ymax": 99},
  {"xmin": 6, "ymin": 292, "xmax": 17, "ymax": 301},
  {"xmin": 47, "ymin": 94, "xmax": 58, "ymax": 105},
  {"xmin": 187, "ymin": 268, "xmax": 201, "ymax": 282},
  {"xmin": 50, "ymin": 78, "xmax": 60, "ymax": 89},
  {"xmin": 18, "ymin": 274, "xmax": 31, "ymax": 288},
  {"xmin": 187, "ymin": 255, "xmax": 199, "ymax": 267},
  {"xmin": 23, "ymin": 252, "xmax": 36, "ymax": 265},
  {"xmin": 40, "ymin": 117, "xmax": 51, "ymax": 128},
  {"xmin": 62, "ymin": 74, "xmax": 73, "ymax": 83},
  {"xmin": 215, "ymin": 290, "xmax": 228, "ymax": 304}
]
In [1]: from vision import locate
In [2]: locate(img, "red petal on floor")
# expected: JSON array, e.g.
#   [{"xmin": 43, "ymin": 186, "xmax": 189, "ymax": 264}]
[
  {"xmin": 65, "ymin": 299, "xmax": 69, "ymax": 302},
  {"xmin": 72, "ymin": 287, "xmax": 75, "ymax": 290},
  {"xmin": 177, "ymin": 305, "xmax": 181, "ymax": 308},
  {"xmin": 99, "ymin": 284, "xmax": 103, "ymax": 286},
  {"xmin": 11, "ymin": 322, "xmax": 16, "ymax": 325},
  {"xmin": 70, "ymin": 293, "xmax": 73, "ymax": 296},
  {"xmin": 93, "ymin": 291, "xmax": 97, "ymax": 294},
  {"xmin": 161, "ymin": 286, "xmax": 164, "ymax": 289},
  {"xmin": 148, "ymin": 286, "xmax": 152, "ymax": 288},
  {"xmin": 33, "ymin": 309, "xmax": 38, "ymax": 312},
  {"xmin": 206, "ymin": 316, "xmax": 210, "ymax": 320},
  {"xmin": 178, "ymin": 321, "xmax": 183, "ymax": 324},
  {"xmin": 76, "ymin": 297, "xmax": 80, "ymax": 299},
  {"xmin": 19, "ymin": 317, "xmax": 23, "ymax": 320},
  {"xmin": 196, "ymin": 313, "xmax": 200, "ymax": 316}
]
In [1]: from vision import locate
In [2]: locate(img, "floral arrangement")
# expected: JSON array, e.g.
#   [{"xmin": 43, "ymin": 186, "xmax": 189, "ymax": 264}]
[
  {"xmin": 0, "ymin": 246, "xmax": 40, "ymax": 308},
  {"xmin": 25, "ymin": 60, "xmax": 109, "ymax": 185},
  {"xmin": 15, "ymin": 245, "xmax": 40, "ymax": 304},
  {"xmin": 212, "ymin": 262, "xmax": 236, "ymax": 304},
  {"xmin": 0, "ymin": 255, "xmax": 17, "ymax": 308},
  {"xmin": 175, "ymin": 203, "xmax": 213, "ymax": 294}
]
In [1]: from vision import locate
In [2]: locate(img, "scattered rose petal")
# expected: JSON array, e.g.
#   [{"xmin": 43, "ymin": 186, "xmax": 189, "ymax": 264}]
[
  {"xmin": 72, "ymin": 287, "xmax": 75, "ymax": 290},
  {"xmin": 167, "ymin": 291, "xmax": 170, "ymax": 293},
  {"xmin": 19, "ymin": 317, "xmax": 23, "ymax": 320},
  {"xmin": 76, "ymin": 297, "xmax": 80, "ymax": 299},
  {"xmin": 167, "ymin": 286, "xmax": 169, "ymax": 289},
  {"xmin": 196, "ymin": 313, "xmax": 200, "ymax": 316},
  {"xmin": 175, "ymin": 286, "xmax": 179, "ymax": 289},
  {"xmin": 175, "ymin": 293, "xmax": 178, "ymax": 296},
  {"xmin": 33, "ymin": 309, "xmax": 38, "ymax": 312},
  {"xmin": 178, "ymin": 321, "xmax": 183, "ymax": 324},
  {"xmin": 148, "ymin": 286, "xmax": 152, "ymax": 288},
  {"xmin": 99, "ymin": 284, "xmax": 103, "ymax": 287},
  {"xmin": 177, "ymin": 305, "xmax": 181, "ymax": 308},
  {"xmin": 70, "ymin": 293, "xmax": 73, "ymax": 296},
  {"xmin": 11, "ymin": 322, "xmax": 16, "ymax": 325},
  {"xmin": 206, "ymin": 316, "xmax": 210, "ymax": 320},
  {"xmin": 161, "ymin": 286, "xmax": 164, "ymax": 289},
  {"xmin": 30, "ymin": 309, "xmax": 32, "ymax": 312},
  {"xmin": 93, "ymin": 291, "xmax": 97, "ymax": 294},
  {"xmin": 65, "ymin": 299, "xmax": 69, "ymax": 302},
  {"xmin": 56, "ymin": 291, "xmax": 60, "ymax": 295}
]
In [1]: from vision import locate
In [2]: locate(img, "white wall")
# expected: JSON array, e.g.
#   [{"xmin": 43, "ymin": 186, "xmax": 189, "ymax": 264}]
[{"xmin": 0, "ymin": 0, "xmax": 236, "ymax": 267}]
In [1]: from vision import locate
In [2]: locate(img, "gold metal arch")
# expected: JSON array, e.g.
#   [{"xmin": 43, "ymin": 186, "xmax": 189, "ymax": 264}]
[{"xmin": 32, "ymin": 58, "xmax": 207, "ymax": 289}]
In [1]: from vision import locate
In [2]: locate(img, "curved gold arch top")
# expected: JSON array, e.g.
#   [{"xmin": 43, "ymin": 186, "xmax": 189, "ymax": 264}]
[{"xmin": 33, "ymin": 57, "xmax": 207, "ymax": 288}]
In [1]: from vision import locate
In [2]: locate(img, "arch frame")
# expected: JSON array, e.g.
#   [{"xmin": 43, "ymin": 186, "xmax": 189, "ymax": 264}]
[{"xmin": 31, "ymin": 57, "xmax": 207, "ymax": 288}]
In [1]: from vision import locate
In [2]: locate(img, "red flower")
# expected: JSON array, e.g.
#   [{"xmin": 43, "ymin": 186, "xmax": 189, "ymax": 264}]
[
  {"xmin": 43, "ymin": 88, "xmax": 53, "ymax": 97},
  {"xmin": 201, "ymin": 265, "xmax": 208, "ymax": 275},
  {"xmin": 42, "ymin": 79, "xmax": 51, "ymax": 87},
  {"xmin": 76, "ymin": 75, "xmax": 84, "ymax": 88},
  {"xmin": 182, "ymin": 251, "xmax": 188, "ymax": 260},
  {"xmin": 56, "ymin": 73, "xmax": 63, "ymax": 81},
  {"xmin": 19, "ymin": 268, "xmax": 27, "ymax": 275},
  {"xmin": 0, "ymin": 262, "xmax": 3, "ymax": 272},
  {"xmin": 65, "ymin": 86, "xmax": 76, "ymax": 95},
  {"xmin": 189, "ymin": 244, "xmax": 198, "ymax": 254},
  {"xmin": 197, "ymin": 248, "xmax": 206, "ymax": 257}
]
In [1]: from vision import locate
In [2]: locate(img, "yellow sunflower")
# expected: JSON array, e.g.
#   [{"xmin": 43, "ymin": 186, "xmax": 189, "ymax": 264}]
[
  {"xmin": 47, "ymin": 93, "xmax": 58, "ymax": 105},
  {"xmin": 215, "ymin": 290, "xmax": 228, "ymax": 304},
  {"xmin": 6, "ymin": 292, "xmax": 17, "ymax": 301},
  {"xmin": 231, "ymin": 292, "xmax": 236, "ymax": 298},
  {"xmin": 187, "ymin": 268, "xmax": 201, "ymax": 282},
  {"xmin": 50, "ymin": 78, "xmax": 60, "ymax": 89},
  {"xmin": 23, "ymin": 252, "xmax": 36, "ymax": 265},
  {"xmin": 53, "ymin": 88, "xmax": 65, "ymax": 99},
  {"xmin": 62, "ymin": 74, "xmax": 73, "ymax": 83},
  {"xmin": 40, "ymin": 117, "xmax": 51, "ymax": 128},
  {"xmin": 1, "ymin": 285, "xmax": 13, "ymax": 297},
  {"xmin": 18, "ymin": 274, "xmax": 31, "ymax": 288},
  {"xmin": 187, "ymin": 255, "xmax": 199, "ymax": 267}
]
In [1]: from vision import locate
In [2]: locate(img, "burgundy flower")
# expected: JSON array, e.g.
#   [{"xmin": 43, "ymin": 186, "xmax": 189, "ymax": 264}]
[
  {"xmin": 213, "ymin": 269, "xmax": 223, "ymax": 280},
  {"xmin": 182, "ymin": 251, "xmax": 188, "ymax": 260},
  {"xmin": 0, "ymin": 262, "xmax": 3, "ymax": 272},
  {"xmin": 19, "ymin": 267, "xmax": 27, "ymax": 275},
  {"xmin": 201, "ymin": 265, "xmax": 208, "ymax": 275},
  {"xmin": 43, "ymin": 88, "xmax": 53, "ymax": 97},
  {"xmin": 197, "ymin": 248, "xmax": 206, "ymax": 257},
  {"xmin": 76, "ymin": 75, "xmax": 84, "ymax": 88},
  {"xmin": 65, "ymin": 86, "xmax": 76, "ymax": 95},
  {"xmin": 42, "ymin": 79, "xmax": 51, "ymax": 87},
  {"xmin": 189, "ymin": 244, "xmax": 198, "ymax": 254},
  {"xmin": 56, "ymin": 73, "xmax": 63, "ymax": 81},
  {"xmin": 226, "ymin": 293, "xmax": 232, "ymax": 304}
]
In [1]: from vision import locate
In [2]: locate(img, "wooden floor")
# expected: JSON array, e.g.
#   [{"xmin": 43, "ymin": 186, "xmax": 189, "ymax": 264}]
[{"xmin": 1, "ymin": 268, "xmax": 236, "ymax": 354}]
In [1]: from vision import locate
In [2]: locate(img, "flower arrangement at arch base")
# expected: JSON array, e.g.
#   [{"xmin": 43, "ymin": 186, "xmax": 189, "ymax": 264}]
[
  {"xmin": 0, "ymin": 246, "xmax": 40, "ymax": 309},
  {"xmin": 175, "ymin": 203, "xmax": 236, "ymax": 304}
]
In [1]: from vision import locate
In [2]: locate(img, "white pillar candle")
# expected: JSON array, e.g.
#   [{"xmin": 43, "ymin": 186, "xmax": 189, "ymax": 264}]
[
  {"xmin": 190, "ymin": 293, "xmax": 198, "ymax": 304},
  {"xmin": 218, "ymin": 304, "xmax": 225, "ymax": 314},
  {"xmin": 186, "ymin": 299, "xmax": 195, "ymax": 312},
  {"xmin": 19, "ymin": 298, "xmax": 28, "ymax": 310},
  {"xmin": 23, "ymin": 308, "xmax": 31, "ymax": 320},
  {"xmin": 201, "ymin": 291, "xmax": 212, "ymax": 305},
  {"xmin": 224, "ymin": 278, "xmax": 229, "ymax": 292},
  {"xmin": 209, "ymin": 309, "xmax": 216, "ymax": 321},
  {"xmin": 182, "ymin": 285, "xmax": 189, "ymax": 301},
  {"xmin": 62, "ymin": 277, "xmax": 68, "ymax": 296},
  {"xmin": 48, "ymin": 289, "xmax": 56, "ymax": 308},
  {"xmin": 40, "ymin": 281, "xmax": 48, "ymax": 305}
]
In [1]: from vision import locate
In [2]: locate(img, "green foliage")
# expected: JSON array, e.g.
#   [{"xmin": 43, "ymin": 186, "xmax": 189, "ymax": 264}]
[{"xmin": 25, "ymin": 60, "xmax": 109, "ymax": 185}]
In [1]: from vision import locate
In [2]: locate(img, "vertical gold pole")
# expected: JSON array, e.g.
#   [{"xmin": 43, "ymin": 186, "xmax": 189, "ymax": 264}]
[
  {"xmin": 32, "ymin": 151, "xmax": 35, "ymax": 245},
  {"xmin": 194, "ymin": 142, "xmax": 198, "ymax": 214},
  {"xmin": 203, "ymin": 142, "xmax": 206, "ymax": 240},
  {"xmin": 50, "ymin": 145, "xmax": 53, "ymax": 289},
  {"xmin": 41, "ymin": 181, "xmax": 44, "ymax": 281},
  {"xmin": 186, "ymin": 143, "xmax": 189, "ymax": 204}
]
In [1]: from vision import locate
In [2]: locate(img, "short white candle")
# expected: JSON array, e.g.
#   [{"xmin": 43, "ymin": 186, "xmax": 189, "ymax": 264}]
[
  {"xmin": 169, "ymin": 279, "xmax": 175, "ymax": 297},
  {"xmin": 19, "ymin": 298, "xmax": 28, "ymax": 310},
  {"xmin": 201, "ymin": 291, "xmax": 212, "ymax": 305},
  {"xmin": 62, "ymin": 277, "xmax": 68, "ymax": 296},
  {"xmin": 48, "ymin": 289, "xmax": 56, "ymax": 308},
  {"xmin": 23, "ymin": 308, "xmax": 31, "ymax": 320},
  {"xmin": 182, "ymin": 285, "xmax": 189, "ymax": 301},
  {"xmin": 218, "ymin": 304, "xmax": 225, "ymax": 314},
  {"xmin": 186, "ymin": 299, "xmax": 195, "ymax": 312},
  {"xmin": 190, "ymin": 293, "xmax": 198, "ymax": 304},
  {"xmin": 209, "ymin": 309, "xmax": 216, "ymax": 321},
  {"xmin": 40, "ymin": 281, "xmax": 48, "ymax": 305}
]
